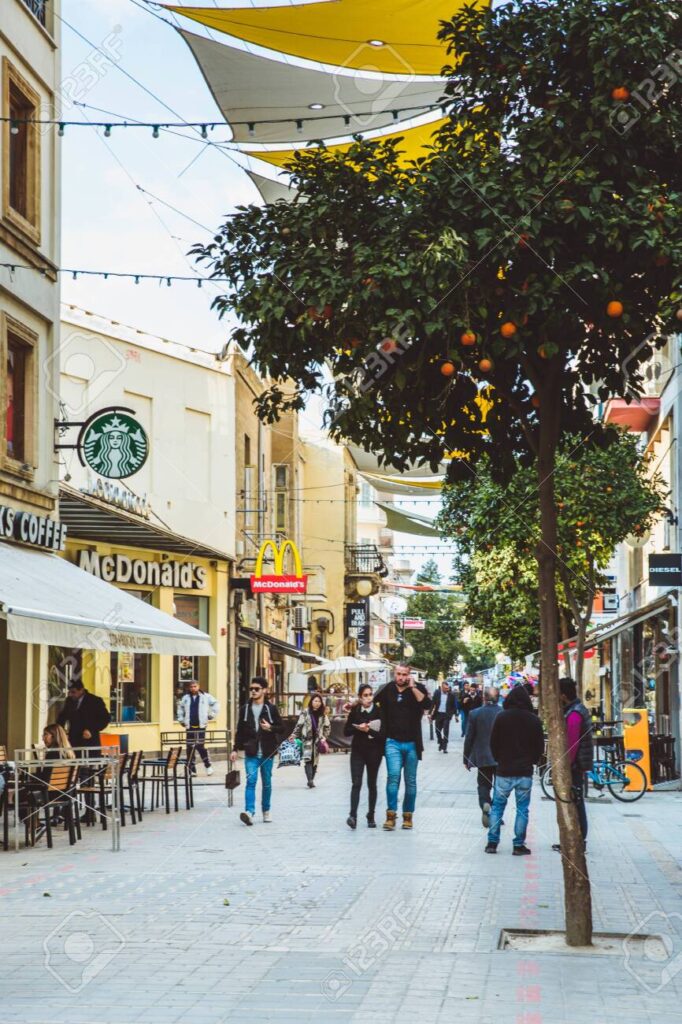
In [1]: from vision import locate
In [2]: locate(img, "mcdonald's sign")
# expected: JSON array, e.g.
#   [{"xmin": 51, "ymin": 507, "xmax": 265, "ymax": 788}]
[{"xmin": 250, "ymin": 539, "xmax": 308, "ymax": 594}]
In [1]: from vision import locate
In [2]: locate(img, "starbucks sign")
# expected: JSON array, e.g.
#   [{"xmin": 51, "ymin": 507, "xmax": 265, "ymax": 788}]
[{"xmin": 78, "ymin": 408, "xmax": 149, "ymax": 480}]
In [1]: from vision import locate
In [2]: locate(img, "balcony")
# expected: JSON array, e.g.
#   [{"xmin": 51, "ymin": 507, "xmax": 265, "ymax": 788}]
[
  {"xmin": 345, "ymin": 544, "xmax": 387, "ymax": 576},
  {"xmin": 22, "ymin": 0, "xmax": 47, "ymax": 24},
  {"xmin": 603, "ymin": 397, "xmax": 660, "ymax": 433}
]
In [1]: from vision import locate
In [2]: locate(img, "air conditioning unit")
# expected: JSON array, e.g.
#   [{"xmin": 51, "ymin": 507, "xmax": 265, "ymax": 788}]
[{"xmin": 293, "ymin": 605, "xmax": 310, "ymax": 630}]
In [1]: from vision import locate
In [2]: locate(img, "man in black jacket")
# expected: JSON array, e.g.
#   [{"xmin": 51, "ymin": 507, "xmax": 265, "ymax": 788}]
[
  {"xmin": 485, "ymin": 684, "xmax": 544, "ymax": 856},
  {"xmin": 375, "ymin": 664, "xmax": 428, "ymax": 831},
  {"xmin": 57, "ymin": 682, "xmax": 110, "ymax": 750},
  {"xmin": 463, "ymin": 686, "xmax": 502, "ymax": 826},
  {"xmin": 230, "ymin": 676, "xmax": 284, "ymax": 826},
  {"xmin": 429, "ymin": 680, "xmax": 457, "ymax": 753}
]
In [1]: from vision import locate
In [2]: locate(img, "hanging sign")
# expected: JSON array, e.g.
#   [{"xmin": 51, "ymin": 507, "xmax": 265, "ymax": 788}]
[
  {"xmin": 649, "ymin": 553, "xmax": 682, "ymax": 588},
  {"xmin": 250, "ymin": 539, "xmax": 308, "ymax": 594},
  {"xmin": 402, "ymin": 617, "xmax": 426, "ymax": 630},
  {"xmin": 346, "ymin": 600, "xmax": 370, "ymax": 650},
  {"xmin": 56, "ymin": 407, "xmax": 149, "ymax": 481}
]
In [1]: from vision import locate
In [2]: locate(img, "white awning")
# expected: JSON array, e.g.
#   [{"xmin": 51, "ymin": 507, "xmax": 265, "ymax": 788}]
[
  {"xmin": 247, "ymin": 170, "xmax": 297, "ymax": 204},
  {"xmin": 0, "ymin": 543, "xmax": 214, "ymax": 656},
  {"xmin": 180, "ymin": 29, "xmax": 444, "ymax": 144}
]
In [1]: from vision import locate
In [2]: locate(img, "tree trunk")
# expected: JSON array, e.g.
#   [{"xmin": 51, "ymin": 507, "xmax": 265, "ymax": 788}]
[
  {"xmin": 537, "ymin": 382, "xmax": 593, "ymax": 947},
  {"xmin": 559, "ymin": 608, "xmax": 572, "ymax": 676}
]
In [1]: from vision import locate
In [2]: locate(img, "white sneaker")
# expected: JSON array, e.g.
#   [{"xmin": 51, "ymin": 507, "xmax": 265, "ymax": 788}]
[
  {"xmin": 206, "ymin": 765, "xmax": 214, "ymax": 776},
  {"xmin": 240, "ymin": 811, "xmax": 253, "ymax": 826},
  {"xmin": 263, "ymin": 811, "xmax": 271, "ymax": 823}
]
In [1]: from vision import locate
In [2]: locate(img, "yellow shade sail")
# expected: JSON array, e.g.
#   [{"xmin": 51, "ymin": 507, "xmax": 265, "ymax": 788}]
[
  {"xmin": 168, "ymin": 0, "xmax": 486, "ymax": 75},
  {"xmin": 245, "ymin": 115, "xmax": 447, "ymax": 169}
]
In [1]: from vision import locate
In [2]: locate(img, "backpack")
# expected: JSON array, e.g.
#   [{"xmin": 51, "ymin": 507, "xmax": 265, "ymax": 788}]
[{"xmin": 278, "ymin": 738, "xmax": 302, "ymax": 768}]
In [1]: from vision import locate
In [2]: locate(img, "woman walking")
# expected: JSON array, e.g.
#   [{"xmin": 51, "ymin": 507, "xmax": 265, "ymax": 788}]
[
  {"xmin": 293, "ymin": 692, "xmax": 331, "ymax": 788},
  {"xmin": 344, "ymin": 683, "xmax": 384, "ymax": 829}
]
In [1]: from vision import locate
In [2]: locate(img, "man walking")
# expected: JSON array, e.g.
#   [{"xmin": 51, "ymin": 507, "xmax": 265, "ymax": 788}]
[
  {"xmin": 463, "ymin": 685, "xmax": 503, "ymax": 826},
  {"xmin": 429, "ymin": 679, "xmax": 457, "ymax": 753},
  {"xmin": 231, "ymin": 676, "xmax": 284, "ymax": 826},
  {"xmin": 552, "ymin": 677, "xmax": 593, "ymax": 852},
  {"xmin": 460, "ymin": 682, "xmax": 482, "ymax": 737},
  {"xmin": 57, "ymin": 681, "xmax": 110, "ymax": 750},
  {"xmin": 485, "ymin": 684, "xmax": 544, "ymax": 855},
  {"xmin": 375, "ymin": 664, "xmax": 428, "ymax": 831},
  {"xmin": 177, "ymin": 679, "xmax": 220, "ymax": 776}
]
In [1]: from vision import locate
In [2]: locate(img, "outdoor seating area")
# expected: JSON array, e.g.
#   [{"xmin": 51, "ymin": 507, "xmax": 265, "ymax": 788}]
[{"xmin": 0, "ymin": 735, "xmax": 228, "ymax": 852}]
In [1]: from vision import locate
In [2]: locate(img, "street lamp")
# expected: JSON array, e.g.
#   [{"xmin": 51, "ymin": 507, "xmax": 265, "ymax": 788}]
[
  {"xmin": 403, "ymin": 643, "xmax": 414, "ymax": 659},
  {"xmin": 355, "ymin": 578, "xmax": 373, "ymax": 597}
]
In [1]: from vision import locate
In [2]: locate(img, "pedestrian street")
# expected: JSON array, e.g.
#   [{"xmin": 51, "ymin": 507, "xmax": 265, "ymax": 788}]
[{"xmin": 3, "ymin": 726, "xmax": 682, "ymax": 1024}]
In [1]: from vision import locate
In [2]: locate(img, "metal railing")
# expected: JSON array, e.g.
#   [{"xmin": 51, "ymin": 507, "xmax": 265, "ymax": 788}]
[
  {"xmin": 345, "ymin": 544, "xmax": 387, "ymax": 575},
  {"xmin": 22, "ymin": 0, "xmax": 47, "ymax": 25}
]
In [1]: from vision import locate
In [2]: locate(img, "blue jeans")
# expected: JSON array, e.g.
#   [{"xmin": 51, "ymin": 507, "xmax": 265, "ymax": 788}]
[
  {"xmin": 460, "ymin": 711, "xmax": 468, "ymax": 737},
  {"xmin": 245, "ymin": 755, "xmax": 273, "ymax": 815},
  {"xmin": 488, "ymin": 775, "xmax": 533, "ymax": 847},
  {"xmin": 385, "ymin": 739, "xmax": 418, "ymax": 813}
]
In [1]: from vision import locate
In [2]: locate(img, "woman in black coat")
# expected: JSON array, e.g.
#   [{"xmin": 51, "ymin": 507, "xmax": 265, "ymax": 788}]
[{"xmin": 344, "ymin": 683, "xmax": 384, "ymax": 830}]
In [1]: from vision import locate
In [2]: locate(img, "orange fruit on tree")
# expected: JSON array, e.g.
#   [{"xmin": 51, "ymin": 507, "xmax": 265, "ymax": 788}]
[
  {"xmin": 378, "ymin": 338, "xmax": 398, "ymax": 354},
  {"xmin": 460, "ymin": 330, "xmax": 476, "ymax": 346},
  {"xmin": 531, "ymin": 396, "xmax": 540, "ymax": 408},
  {"xmin": 500, "ymin": 321, "xmax": 517, "ymax": 338},
  {"xmin": 306, "ymin": 306, "xmax": 321, "ymax": 320},
  {"xmin": 676, "ymin": 309, "xmax": 682, "ymax": 322},
  {"xmin": 611, "ymin": 86, "xmax": 630, "ymax": 101},
  {"xmin": 322, "ymin": 304, "xmax": 333, "ymax": 319},
  {"xmin": 478, "ymin": 357, "xmax": 494, "ymax": 373},
  {"xmin": 537, "ymin": 345, "xmax": 549, "ymax": 359},
  {"xmin": 440, "ymin": 361, "xmax": 456, "ymax": 377},
  {"xmin": 606, "ymin": 300, "xmax": 623, "ymax": 318}
]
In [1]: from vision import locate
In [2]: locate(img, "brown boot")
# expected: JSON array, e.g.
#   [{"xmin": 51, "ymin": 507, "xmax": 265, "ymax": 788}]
[
  {"xmin": 402, "ymin": 812, "xmax": 413, "ymax": 830},
  {"xmin": 383, "ymin": 810, "xmax": 397, "ymax": 831}
]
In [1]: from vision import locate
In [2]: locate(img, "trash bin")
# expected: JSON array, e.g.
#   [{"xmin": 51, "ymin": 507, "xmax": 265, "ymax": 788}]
[{"xmin": 622, "ymin": 708, "xmax": 652, "ymax": 790}]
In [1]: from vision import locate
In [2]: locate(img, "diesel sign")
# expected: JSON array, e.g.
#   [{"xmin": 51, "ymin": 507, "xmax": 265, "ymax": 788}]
[{"xmin": 77, "ymin": 550, "xmax": 207, "ymax": 590}]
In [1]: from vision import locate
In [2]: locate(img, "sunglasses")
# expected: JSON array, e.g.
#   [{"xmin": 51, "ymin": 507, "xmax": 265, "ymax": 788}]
[{"xmin": 249, "ymin": 687, "xmax": 263, "ymax": 693}]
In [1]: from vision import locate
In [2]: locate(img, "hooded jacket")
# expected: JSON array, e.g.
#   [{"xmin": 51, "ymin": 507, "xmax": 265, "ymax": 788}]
[{"xmin": 489, "ymin": 685, "xmax": 545, "ymax": 778}]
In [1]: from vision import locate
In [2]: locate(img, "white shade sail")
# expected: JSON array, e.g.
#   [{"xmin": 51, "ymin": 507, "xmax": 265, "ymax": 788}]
[
  {"xmin": 303, "ymin": 656, "xmax": 387, "ymax": 674},
  {"xmin": 0, "ymin": 544, "xmax": 214, "ymax": 656},
  {"xmin": 180, "ymin": 29, "xmax": 444, "ymax": 144},
  {"xmin": 247, "ymin": 170, "xmax": 297, "ymax": 204},
  {"xmin": 348, "ymin": 444, "xmax": 448, "ymax": 478}
]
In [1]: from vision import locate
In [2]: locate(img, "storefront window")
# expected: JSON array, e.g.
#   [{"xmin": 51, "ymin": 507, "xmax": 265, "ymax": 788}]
[
  {"xmin": 173, "ymin": 595, "xmax": 209, "ymax": 714},
  {"xmin": 47, "ymin": 648, "xmax": 83, "ymax": 721},
  {"xmin": 109, "ymin": 591, "xmax": 152, "ymax": 723}
]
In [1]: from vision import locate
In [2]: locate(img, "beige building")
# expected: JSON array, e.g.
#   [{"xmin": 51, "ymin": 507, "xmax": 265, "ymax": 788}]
[{"xmin": 0, "ymin": 0, "xmax": 62, "ymax": 751}]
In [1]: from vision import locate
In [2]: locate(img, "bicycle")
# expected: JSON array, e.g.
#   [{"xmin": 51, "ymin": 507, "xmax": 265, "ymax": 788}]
[{"xmin": 541, "ymin": 754, "xmax": 647, "ymax": 803}]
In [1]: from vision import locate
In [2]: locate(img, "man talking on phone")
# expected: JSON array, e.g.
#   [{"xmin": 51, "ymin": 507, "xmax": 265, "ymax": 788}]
[{"xmin": 375, "ymin": 664, "xmax": 428, "ymax": 831}]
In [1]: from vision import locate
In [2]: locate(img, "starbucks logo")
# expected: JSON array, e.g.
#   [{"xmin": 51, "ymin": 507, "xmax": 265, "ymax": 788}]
[{"xmin": 79, "ymin": 410, "xmax": 149, "ymax": 480}]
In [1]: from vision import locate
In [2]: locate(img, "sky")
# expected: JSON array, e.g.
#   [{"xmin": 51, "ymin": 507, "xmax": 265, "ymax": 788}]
[{"xmin": 58, "ymin": 0, "xmax": 456, "ymax": 580}]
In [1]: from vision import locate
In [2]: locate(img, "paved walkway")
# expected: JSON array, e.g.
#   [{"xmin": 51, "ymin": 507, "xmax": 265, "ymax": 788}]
[{"xmin": 3, "ymin": 727, "xmax": 682, "ymax": 1023}]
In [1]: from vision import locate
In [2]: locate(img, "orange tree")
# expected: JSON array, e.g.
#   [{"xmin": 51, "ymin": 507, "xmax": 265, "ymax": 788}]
[
  {"xmin": 439, "ymin": 433, "xmax": 665, "ymax": 682},
  {"xmin": 194, "ymin": 0, "xmax": 682, "ymax": 944}
]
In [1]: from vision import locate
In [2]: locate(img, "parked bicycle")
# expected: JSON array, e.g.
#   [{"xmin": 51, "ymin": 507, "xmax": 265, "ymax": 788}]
[{"xmin": 541, "ymin": 753, "xmax": 647, "ymax": 803}]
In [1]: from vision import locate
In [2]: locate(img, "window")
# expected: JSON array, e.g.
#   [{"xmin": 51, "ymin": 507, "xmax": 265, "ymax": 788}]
[
  {"xmin": 3, "ymin": 59, "xmax": 41, "ymax": 241},
  {"xmin": 109, "ymin": 591, "xmax": 152, "ymax": 723},
  {"xmin": 1, "ymin": 314, "xmax": 36, "ymax": 474},
  {"xmin": 273, "ymin": 464, "xmax": 288, "ymax": 533},
  {"xmin": 173, "ymin": 595, "xmax": 210, "ymax": 717}
]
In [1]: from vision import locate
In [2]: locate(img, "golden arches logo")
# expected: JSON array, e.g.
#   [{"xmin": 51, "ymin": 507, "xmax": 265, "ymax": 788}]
[{"xmin": 250, "ymin": 538, "xmax": 307, "ymax": 594}]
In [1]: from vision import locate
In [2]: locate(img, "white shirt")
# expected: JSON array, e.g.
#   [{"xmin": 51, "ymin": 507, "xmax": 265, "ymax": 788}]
[{"xmin": 439, "ymin": 691, "xmax": 449, "ymax": 713}]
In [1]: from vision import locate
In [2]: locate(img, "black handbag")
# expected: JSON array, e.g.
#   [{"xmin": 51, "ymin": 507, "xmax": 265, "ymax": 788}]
[{"xmin": 225, "ymin": 769, "xmax": 241, "ymax": 790}]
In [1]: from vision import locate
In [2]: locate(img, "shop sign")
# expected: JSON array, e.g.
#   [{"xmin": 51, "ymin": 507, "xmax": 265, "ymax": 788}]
[
  {"xmin": 649, "ymin": 553, "xmax": 682, "ymax": 588},
  {"xmin": 0, "ymin": 505, "xmax": 66, "ymax": 551},
  {"xmin": 81, "ymin": 473, "xmax": 151, "ymax": 519},
  {"xmin": 346, "ymin": 600, "xmax": 370, "ymax": 649},
  {"xmin": 250, "ymin": 539, "xmax": 307, "ymax": 594},
  {"xmin": 77, "ymin": 550, "xmax": 207, "ymax": 589},
  {"xmin": 80, "ymin": 409, "xmax": 148, "ymax": 480},
  {"xmin": 402, "ymin": 617, "xmax": 426, "ymax": 630}
]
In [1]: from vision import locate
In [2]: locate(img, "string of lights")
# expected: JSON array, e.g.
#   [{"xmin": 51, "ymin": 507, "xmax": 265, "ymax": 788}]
[
  {"xmin": 1, "ymin": 101, "xmax": 445, "ymax": 139},
  {"xmin": 0, "ymin": 262, "xmax": 227, "ymax": 287}
]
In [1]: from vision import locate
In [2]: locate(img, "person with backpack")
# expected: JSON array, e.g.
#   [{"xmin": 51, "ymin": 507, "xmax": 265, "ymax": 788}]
[
  {"xmin": 344, "ymin": 683, "xmax": 384, "ymax": 829},
  {"xmin": 485, "ymin": 683, "xmax": 545, "ymax": 855},
  {"xmin": 293, "ymin": 692, "xmax": 331, "ymax": 788},
  {"xmin": 552, "ymin": 677, "xmax": 593, "ymax": 852},
  {"xmin": 231, "ymin": 676, "xmax": 284, "ymax": 826}
]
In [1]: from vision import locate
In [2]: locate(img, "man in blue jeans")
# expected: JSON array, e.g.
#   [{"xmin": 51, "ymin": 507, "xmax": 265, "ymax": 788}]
[
  {"xmin": 231, "ymin": 677, "xmax": 284, "ymax": 826},
  {"xmin": 485, "ymin": 684, "xmax": 544, "ymax": 855},
  {"xmin": 375, "ymin": 664, "xmax": 429, "ymax": 831}
]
